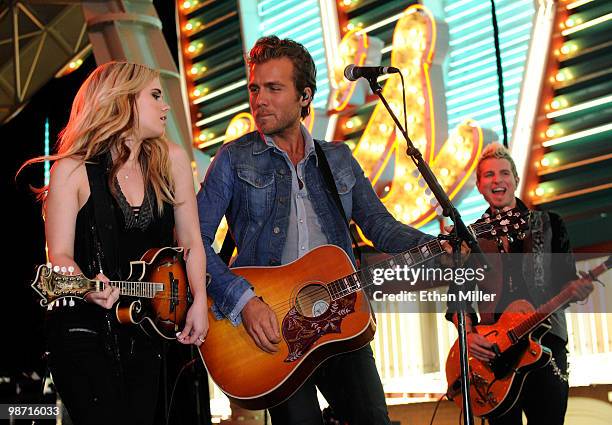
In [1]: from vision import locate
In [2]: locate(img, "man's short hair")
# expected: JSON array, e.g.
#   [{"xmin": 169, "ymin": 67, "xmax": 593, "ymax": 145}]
[
  {"xmin": 476, "ymin": 142, "xmax": 519, "ymax": 182},
  {"xmin": 248, "ymin": 35, "xmax": 317, "ymax": 118}
]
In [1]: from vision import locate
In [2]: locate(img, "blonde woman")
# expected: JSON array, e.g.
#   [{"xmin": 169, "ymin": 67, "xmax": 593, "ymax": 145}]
[{"xmin": 21, "ymin": 62, "xmax": 208, "ymax": 424}]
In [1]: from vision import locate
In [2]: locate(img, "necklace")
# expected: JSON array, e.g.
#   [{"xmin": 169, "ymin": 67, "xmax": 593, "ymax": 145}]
[{"xmin": 121, "ymin": 163, "xmax": 139, "ymax": 180}]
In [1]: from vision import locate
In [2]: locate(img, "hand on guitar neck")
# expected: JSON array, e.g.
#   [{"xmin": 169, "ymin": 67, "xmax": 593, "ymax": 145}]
[
  {"xmin": 47, "ymin": 255, "xmax": 120, "ymax": 310},
  {"xmin": 567, "ymin": 272, "xmax": 594, "ymax": 303},
  {"xmin": 458, "ymin": 276, "xmax": 595, "ymax": 362},
  {"xmin": 241, "ymin": 296, "xmax": 281, "ymax": 353},
  {"xmin": 84, "ymin": 273, "xmax": 119, "ymax": 309}
]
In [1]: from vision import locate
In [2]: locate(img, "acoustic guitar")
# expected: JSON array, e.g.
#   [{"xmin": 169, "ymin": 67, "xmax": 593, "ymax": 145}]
[
  {"xmin": 199, "ymin": 210, "xmax": 528, "ymax": 410},
  {"xmin": 31, "ymin": 246, "xmax": 192, "ymax": 339},
  {"xmin": 445, "ymin": 256, "xmax": 610, "ymax": 418}
]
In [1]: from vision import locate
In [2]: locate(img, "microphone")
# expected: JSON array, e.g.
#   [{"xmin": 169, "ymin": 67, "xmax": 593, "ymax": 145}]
[{"xmin": 343, "ymin": 64, "xmax": 400, "ymax": 81}]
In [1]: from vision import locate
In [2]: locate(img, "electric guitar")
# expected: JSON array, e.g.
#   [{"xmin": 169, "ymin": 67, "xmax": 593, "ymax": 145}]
[
  {"xmin": 31, "ymin": 246, "xmax": 192, "ymax": 339},
  {"xmin": 445, "ymin": 256, "xmax": 610, "ymax": 418},
  {"xmin": 199, "ymin": 209, "xmax": 529, "ymax": 410}
]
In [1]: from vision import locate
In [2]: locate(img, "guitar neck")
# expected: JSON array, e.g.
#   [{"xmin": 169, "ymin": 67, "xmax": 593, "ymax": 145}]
[
  {"xmin": 328, "ymin": 238, "xmax": 447, "ymax": 301},
  {"xmin": 510, "ymin": 258, "xmax": 610, "ymax": 340},
  {"xmin": 98, "ymin": 280, "xmax": 164, "ymax": 299},
  {"xmin": 327, "ymin": 220, "xmax": 497, "ymax": 300},
  {"xmin": 510, "ymin": 287, "xmax": 575, "ymax": 341}
]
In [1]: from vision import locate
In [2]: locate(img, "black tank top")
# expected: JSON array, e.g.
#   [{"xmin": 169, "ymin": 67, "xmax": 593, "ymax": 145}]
[{"xmin": 47, "ymin": 155, "xmax": 175, "ymax": 326}]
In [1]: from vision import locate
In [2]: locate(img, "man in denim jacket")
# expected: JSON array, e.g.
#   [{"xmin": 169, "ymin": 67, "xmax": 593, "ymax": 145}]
[{"xmin": 197, "ymin": 35, "xmax": 433, "ymax": 424}]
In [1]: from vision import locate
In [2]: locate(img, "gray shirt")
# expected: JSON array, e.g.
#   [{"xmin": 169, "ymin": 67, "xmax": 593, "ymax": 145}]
[
  {"xmin": 262, "ymin": 124, "xmax": 328, "ymax": 264},
  {"xmin": 233, "ymin": 125, "xmax": 329, "ymax": 318}
]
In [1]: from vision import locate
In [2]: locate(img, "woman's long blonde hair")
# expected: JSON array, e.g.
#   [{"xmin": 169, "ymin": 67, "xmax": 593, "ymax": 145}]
[{"xmin": 20, "ymin": 61, "xmax": 175, "ymax": 214}]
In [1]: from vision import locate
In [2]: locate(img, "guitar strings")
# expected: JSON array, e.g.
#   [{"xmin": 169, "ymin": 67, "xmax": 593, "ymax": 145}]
[{"xmin": 257, "ymin": 213, "xmax": 527, "ymax": 315}]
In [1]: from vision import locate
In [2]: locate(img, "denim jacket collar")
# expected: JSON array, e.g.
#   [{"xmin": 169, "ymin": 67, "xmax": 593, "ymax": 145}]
[{"xmin": 255, "ymin": 124, "xmax": 319, "ymax": 166}]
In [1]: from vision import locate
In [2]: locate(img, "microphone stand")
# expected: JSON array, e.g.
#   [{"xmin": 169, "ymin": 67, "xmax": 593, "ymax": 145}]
[{"xmin": 365, "ymin": 75, "xmax": 484, "ymax": 425}]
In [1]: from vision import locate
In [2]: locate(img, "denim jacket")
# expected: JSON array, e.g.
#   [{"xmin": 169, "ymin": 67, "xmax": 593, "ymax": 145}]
[{"xmin": 197, "ymin": 130, "xmax": 433, "ymax": 325}]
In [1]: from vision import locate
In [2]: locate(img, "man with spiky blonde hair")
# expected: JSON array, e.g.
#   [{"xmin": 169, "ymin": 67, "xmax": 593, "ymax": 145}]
[{"xmin": 447, "ymin": 142, "xmax": 593, "ymax": 424}]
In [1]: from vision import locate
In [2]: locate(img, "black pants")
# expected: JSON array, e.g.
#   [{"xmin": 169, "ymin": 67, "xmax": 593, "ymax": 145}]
[
  {"xmin": 489, "ymin": 334, "xmax": 569, "ymax": 425},
  {"xmin": 269, "ymin": 345, "xmax": 391, "ymax": 425},
  {"xmin": 45, "ymin": 312, "xmax": 162, "ymax": 425}
]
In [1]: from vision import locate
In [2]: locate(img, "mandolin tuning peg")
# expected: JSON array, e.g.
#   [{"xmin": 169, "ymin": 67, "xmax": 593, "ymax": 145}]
[
  {"xmin": 69, "ymin": 298, "xmax": 75, "ymax": 307},
  {"xmin": 68, "ymin": 266, "xmax": 74, "ymax": 274},
  {"xmin": 53, "ymin": 265, "xmax": 60, "ymax": 273},
  {"xmin": 62, "ymin": 299, "xmax": 67, "ymax": 307},
  {"xmin": 47, "ymin": 303, "xmax": 53, "ymax": 311},
  {"xmin": 46, "ymin": 262, "xmax": 52, "ymax": 268},
  {"xmin": 61, "ymin": 266, "xmax": 67, "ymax": 273}
]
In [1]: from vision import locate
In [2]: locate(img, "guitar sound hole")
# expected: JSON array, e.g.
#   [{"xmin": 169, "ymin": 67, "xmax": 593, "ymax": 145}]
[{"xmin": 295, "ymin": 284, "xmax": 331, "ymax": 318}]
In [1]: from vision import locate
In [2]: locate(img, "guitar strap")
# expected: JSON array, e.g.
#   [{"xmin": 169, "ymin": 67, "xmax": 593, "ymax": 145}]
[
  {"xmin": 314, "ymin": 140, "xmax": 363, "ymax": 265},
  {"xmin": 218, "ymin": 142, "xmax": 363, "ymax": 266},
  {"xmin": 85, "ymin": 153, "xmax": 121, "ymax": 279}
]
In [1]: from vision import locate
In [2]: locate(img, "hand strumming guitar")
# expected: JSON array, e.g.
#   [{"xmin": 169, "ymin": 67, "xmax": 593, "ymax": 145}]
[{"xmin": 241, "ymin": 296, "xmax": 281, "ymax": 353}]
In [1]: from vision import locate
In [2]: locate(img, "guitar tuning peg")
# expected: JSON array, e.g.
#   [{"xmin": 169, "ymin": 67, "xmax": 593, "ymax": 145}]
[
  {"xmin": 62, "ymin": 299, "xmax": 67, "ymax": 307},
  {"xmin": 53, "ymin": 265, "xmax": 60, "ymax": 272},
  {"xmin": 60, "ymin": 266, "xmax": 67, "ymax": 273},
  {"xmin": 46, "ymin": 262, "xmax": 52, "ymax": 268},
  {"xmin": 69, "ymin": 298, "xmax": 75, "ymax": 307},
  {"xmin": 68, "ymin": 266, "xmax": 75, "ymax": 274}
]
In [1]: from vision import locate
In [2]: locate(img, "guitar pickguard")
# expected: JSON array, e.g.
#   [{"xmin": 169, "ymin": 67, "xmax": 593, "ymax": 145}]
[{"xmin": 282, "ymin": 293, "xmax": 357, "ymax": 362}]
